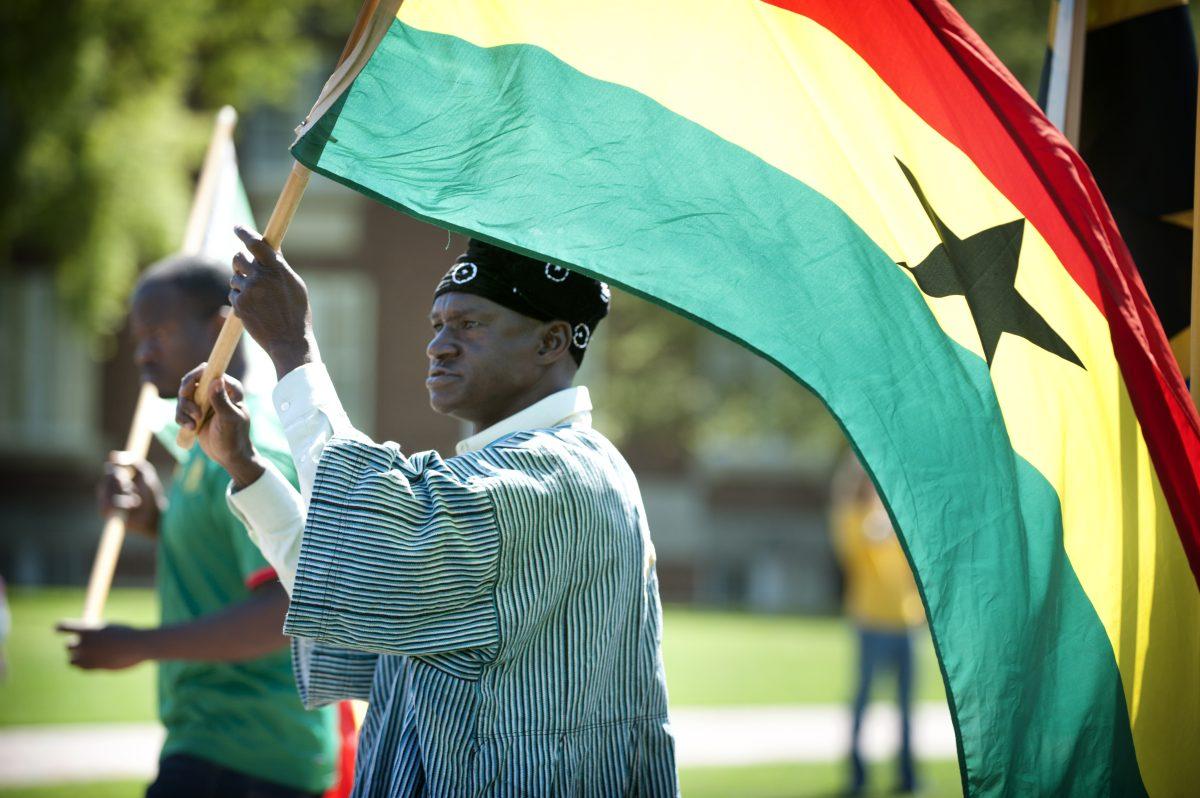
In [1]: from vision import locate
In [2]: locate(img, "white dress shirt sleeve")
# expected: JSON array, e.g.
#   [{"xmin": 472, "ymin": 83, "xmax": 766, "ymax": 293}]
[
  {"xmin": 227, "ymin": 460, "xmax": 305, "ymax": 594},
  {"xmin": 226, "ymin": 361, "xmax": 365, "ymax": 595},
  {"xmin": 272, "ymin": 361, "xmax": 362, "ymax": 499}
]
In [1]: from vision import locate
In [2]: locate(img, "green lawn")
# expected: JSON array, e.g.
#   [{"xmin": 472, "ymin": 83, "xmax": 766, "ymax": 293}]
[
  {"xmin": 2, "ymin": 589, "xmax": 946, "ymax": 727},
  {"xmin": 0, "ymin": 589, "xmax": 960, "ymax": 796},
  {"xmin": 1, "ymin": 589, "xmax": 159, "ymax": 726},
  {"xmin": 661, "ymin": 607, "xmax": 946, "ymax": 706}
]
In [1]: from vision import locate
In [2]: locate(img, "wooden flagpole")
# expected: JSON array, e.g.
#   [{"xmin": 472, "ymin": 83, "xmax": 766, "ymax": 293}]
[
  {"xmin": 80, "ymin": 382, "xmax": 160, "ymax": 625},
  {"xmin": 182, "ymin": 106, "xmax": 240, "ymax": 254},
  {"xmin": 176, "ymin": 0, "xmax": 400, "ymax": 450},
  {"xmin": 79, "ymin": 106, "xmax": 239, "ymax": 626},
  {"xmin": 174, "ymin": 162, "xmax": 310, "ymax": 450}
]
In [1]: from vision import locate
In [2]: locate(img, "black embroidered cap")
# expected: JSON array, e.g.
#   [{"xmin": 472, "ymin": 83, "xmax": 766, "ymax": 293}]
[{"xmin": 434, "ymin": 239, "xmax": 610, "ymax": 364}]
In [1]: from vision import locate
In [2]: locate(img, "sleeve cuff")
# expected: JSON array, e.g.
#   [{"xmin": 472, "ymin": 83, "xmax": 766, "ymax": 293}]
[
  {"xmin": 272, "ymin": 361, "xmax": 349, "ymax": 433},
  {"xmin": 227, "ymin": 460, "xmax": 305, "ymax": 595},
  {"xmin": 228, "ymin": 460, "xmax": 305, "ymax": 535},
  {"xmin": 291, "ymin": 637, "xmax": 379, "ymax": 708}
]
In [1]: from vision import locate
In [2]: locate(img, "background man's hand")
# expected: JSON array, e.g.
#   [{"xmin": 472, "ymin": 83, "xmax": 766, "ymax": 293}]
[
  {"xmin": 56, "ymin": 622, "xmax": 150, "ymax": 671},
  {"xmin": 176, "ymin": 367, "xmax": 265, "ymax": 490},
  {"xmin": 230, "ymin": 225, "xmax": 317, "ymax": 380},
  {"xmin": 96, "ymin": 454, "xmax": 164, "ymax": 537}
]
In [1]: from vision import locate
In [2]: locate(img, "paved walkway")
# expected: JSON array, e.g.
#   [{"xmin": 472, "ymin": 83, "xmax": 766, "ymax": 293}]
[
  {"xmin": 671, "ymin": 703, "xmax": 955, "ymax": 767},
  {"xmin": 0, "ymin": 702, "xmax": 955, "ymax": 786},
  {"xmin": 0, "ymin": 723, "xmax": 164, "ymax": 786}
]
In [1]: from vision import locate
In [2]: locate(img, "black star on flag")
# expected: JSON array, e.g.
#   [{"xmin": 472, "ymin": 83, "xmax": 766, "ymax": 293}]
[{"xmin": 895, "ymin": 159, "xmax": 1083, "ymax": 369}]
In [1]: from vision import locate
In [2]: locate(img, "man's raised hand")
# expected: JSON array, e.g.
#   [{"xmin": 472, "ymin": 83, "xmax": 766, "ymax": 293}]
[
  {"xmin": 230, "ymin": 225, "xmax": 317, "ymax": 380},
  {"xmin": 177, "ymin": 366, "xmax": 265, "ymax": 490}
]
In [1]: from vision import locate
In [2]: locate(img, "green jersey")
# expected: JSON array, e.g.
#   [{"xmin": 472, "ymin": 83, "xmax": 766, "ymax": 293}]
[{"xmin": 155, "ymin": 395, "xmax": 336, "ymax": 793}]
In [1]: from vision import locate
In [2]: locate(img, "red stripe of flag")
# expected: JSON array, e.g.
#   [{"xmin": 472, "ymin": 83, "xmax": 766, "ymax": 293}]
[{"xmin": 763, "ymin": 0, "xmax": 1200, "ymax": 581}]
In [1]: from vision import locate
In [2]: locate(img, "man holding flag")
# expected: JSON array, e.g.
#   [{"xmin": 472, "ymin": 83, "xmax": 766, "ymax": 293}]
[
  {"xmin": 59, "ymin": 255, "xmax": 339, "ymax": 798},
  {"xmin": 176, "ymin": 231, "xmax": 678, "ymax": 796}
]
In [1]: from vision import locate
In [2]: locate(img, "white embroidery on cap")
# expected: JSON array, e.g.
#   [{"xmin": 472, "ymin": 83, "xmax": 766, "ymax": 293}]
[
  {"xmin": 599, "ymin": 283, "xmax": 611, "ymax": 304},
  {"xmin": 545, "ymin": 263, "xmax": 569, "ymax": 283},
  {"xmin": 451, "ymin": 262, "xmax": 478, "ymax": 284},
  {"xmin": 572, "ymin": 323, "xmax": 591, "ymax": 348}
]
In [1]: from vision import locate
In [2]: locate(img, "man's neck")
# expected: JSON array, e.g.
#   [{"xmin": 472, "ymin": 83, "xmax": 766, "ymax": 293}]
[
  {"xmin": 468, "ymin": 380, "xmax": 573, "ymax": 435},
  {"xmin": 456, "ymin": 384, "xmax": 592, "ymax": 456}
]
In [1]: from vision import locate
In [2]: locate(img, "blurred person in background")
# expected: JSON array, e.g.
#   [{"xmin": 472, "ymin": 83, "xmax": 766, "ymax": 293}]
[
  {"xmin": 56, "ymin": 255, "xmax": 339, "ymax": 798},
  {"xmin": 831, "ymin": 454, "xmax": 926, "ymax": 796}
]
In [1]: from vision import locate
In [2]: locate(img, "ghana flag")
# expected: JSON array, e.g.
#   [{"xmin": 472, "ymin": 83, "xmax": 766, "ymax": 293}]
[
  {"xmin": 290, "ymin": 1, "xmax": 1200, "ymax": 795},
  {"xmin": 1039, "ymin": 0, "xmax": 1197, "ymax": 376}
]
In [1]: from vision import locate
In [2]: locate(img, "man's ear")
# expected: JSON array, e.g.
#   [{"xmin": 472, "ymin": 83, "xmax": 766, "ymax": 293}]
[{"xmin": 536, "ymin": 320, "xmax": 573, "ymax": 364}]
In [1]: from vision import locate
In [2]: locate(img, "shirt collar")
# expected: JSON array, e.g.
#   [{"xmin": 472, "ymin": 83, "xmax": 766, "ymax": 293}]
[{"xmin": 456, "ymin": 386, "xmax": 593, "ymax": 455}]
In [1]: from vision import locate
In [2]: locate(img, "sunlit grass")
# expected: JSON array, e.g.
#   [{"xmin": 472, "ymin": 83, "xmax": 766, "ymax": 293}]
[
  {"xmin": 1, "ymin": 589, "xmax": 958, "ymax": 795},
  {"xmin": 1, "ymin": 588, "xmax": 158, "ymax": 726},
  {"xmin": 661, "ymin": 606, "xmax": 945, "ymax": 706},
  {"xmin": 3, "ymin": 589, "xmax": 946, "ymax": 727}
]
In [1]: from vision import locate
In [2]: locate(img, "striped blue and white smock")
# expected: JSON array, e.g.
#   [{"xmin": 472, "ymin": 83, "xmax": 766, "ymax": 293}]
[{"xmin": 282, "ymin": 421, "xmax": 678, "ymax": 797}]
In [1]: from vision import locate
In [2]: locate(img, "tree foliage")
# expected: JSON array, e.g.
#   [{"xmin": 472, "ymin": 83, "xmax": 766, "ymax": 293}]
[
  {"xmin": 0, "ymin": 0, "xmax": 355, "ymax": 340},
  {"xmin": 595, "ymin": 291, "xmax": 846, "ymax": 470}
]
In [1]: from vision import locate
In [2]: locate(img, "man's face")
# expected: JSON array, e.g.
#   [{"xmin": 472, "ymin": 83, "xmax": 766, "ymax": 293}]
[
  {"xmin": 426, "ymin": 293, "xmax": 547, "ymax": 427},
  {"xmin": 130, "ymin": 283, "xmax": 220, "ymax": 398}
]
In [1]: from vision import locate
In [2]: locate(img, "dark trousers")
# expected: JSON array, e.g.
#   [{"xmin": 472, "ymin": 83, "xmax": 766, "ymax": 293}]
[
  {"xmin": 146, "ymin": 753, "xmax": 321, "ymax": 798},
  {"xmin": 849, "ymin": 627, "xmax": 916, "ymax": 793}
]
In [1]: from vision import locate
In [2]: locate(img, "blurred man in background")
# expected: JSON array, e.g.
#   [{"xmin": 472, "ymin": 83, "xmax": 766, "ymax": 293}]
[
  {"xmin": 56, "ymin": 255, "xmax": 338, "ymax": 798},
  {"xmin": 831, "ymin": 455, "xmax": 926, "ymax": 796}
]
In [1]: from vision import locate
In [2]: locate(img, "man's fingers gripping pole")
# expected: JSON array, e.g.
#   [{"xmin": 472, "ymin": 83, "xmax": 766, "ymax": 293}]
[
  {"xmin": 174, "ymin": 318, "xmax": 244, "ymax": 448},
  {"xmin": 176, "ymin": 162, "xmax": 311, "ymax": 450},
  {"xmin": 209, "ymin": 376, "xmax": 243, "ymax": 419},
  {"xmin": 175, "ymin": 363, "xmax": 207, "ymax": 431}
]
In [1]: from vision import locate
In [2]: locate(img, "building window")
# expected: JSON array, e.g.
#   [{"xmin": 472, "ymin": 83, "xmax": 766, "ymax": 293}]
[
  {"xmin": 305, "ymin": 270, "xmax": 378, "ymax": 435},
  {"xmin": 0, "ymin": 274, "xmax": 100, "ymax": 458}
]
